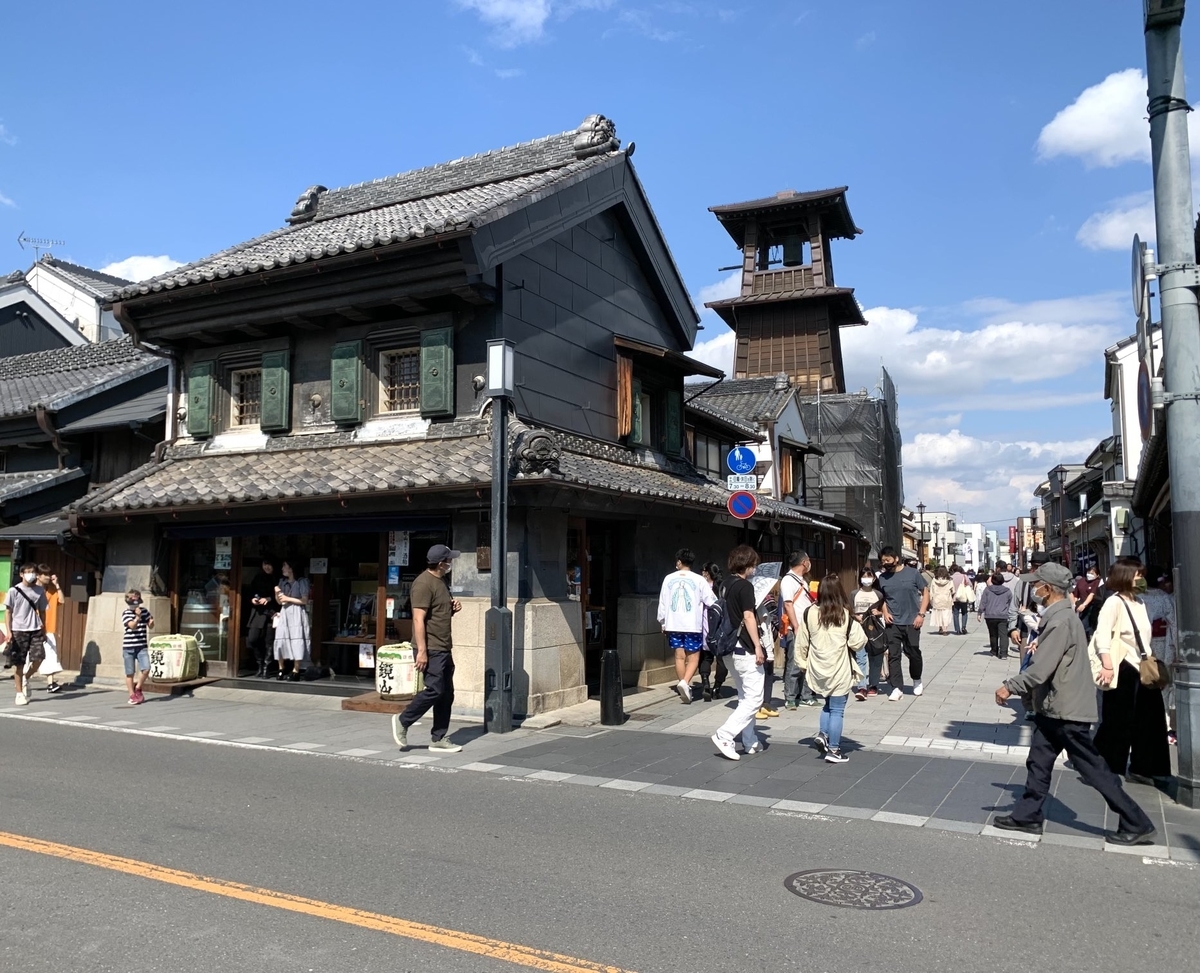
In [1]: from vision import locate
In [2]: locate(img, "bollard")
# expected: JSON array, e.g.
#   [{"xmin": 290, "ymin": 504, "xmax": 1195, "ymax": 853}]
[{"xmin": 599, "ymin": 647, "xmax": 625, "ymax": 725}]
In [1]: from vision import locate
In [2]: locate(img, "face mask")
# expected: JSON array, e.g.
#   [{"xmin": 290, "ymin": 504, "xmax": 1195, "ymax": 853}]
[
  {"xmin": 1134, "ymin": 578, "xmax": 1148, "ymax": 594},
  {"xmin": 1032, "ymin": 586, "xmax": 1047, "ymax": 607},
  {"xmin": 860, "ymin": 577, "xmax": 873, "ymax": 587},
  {"xmin": 1087, "ymin": 573, "xmax": 1097, "ymax": 581},
  {"xmin": 22, "ymin": 573, "xmax": 36, "ymax": 584}
]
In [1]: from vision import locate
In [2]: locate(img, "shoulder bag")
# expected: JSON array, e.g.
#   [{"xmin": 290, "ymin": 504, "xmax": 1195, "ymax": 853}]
[{"xmin": 1125, "ymin": 601, "xmax": 1171, "ymax": 689}]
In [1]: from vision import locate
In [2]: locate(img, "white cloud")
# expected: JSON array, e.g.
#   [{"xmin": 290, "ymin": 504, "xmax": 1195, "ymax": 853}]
[
  {"xmin": 688, "ymin": 327, "xmax": 735, "ymax": 377},
  {"xmin": 99, "ymin": 255, "xmax": 184, "ymax": 281},
  {"xmin": 695, "ymin": 269, "xmax": 740, "ymax": 308},
  {"xmin": 0, "ymin": 123, "xmax": 16, "ymax": 147},
  {"xmin": 855, "ymin": 31, "xmax": 876, "ymax": 49},
  {"xmin": 1076, "ymin": 192, "xmax": 1156, "ymax": 250},
  {"xmin": 1037, "ymin": 67, "xmax": 1200, "ymax": 168},
  {"xmin": 495, "ymin": 67, "xmax": 524, "ymax": 79},
  {"xmin": 903, "ymin": 429, "xmax": 1102, "ymax": 526},
  {"xmin": 0, "ymin": 190, "xmax": 14, "ymax": 207},
  {"xmin": 842, "ymin": 299, "xmax": 1126, "ymax": 396},
  {"xmin": 457, "ymin": 0, "xmax": 552, "ymax": 46}
]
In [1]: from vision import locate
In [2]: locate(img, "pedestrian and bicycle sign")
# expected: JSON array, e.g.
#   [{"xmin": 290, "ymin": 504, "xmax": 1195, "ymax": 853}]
[
  {"xmin": 726, "ymin": 474, "xmax": 758, "ymax": 491},
  {"xmin": 727, "ymin": 490, "xmax": 758, "ymax": 520},
  {"xmin": 726, "ymin": 446, "xmax": 757, "ymax": 475}
]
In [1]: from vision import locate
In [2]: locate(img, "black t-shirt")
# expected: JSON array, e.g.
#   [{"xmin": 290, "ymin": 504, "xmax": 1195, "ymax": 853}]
[
  {"xmin": 724, "ymin": 576, "xmax": 757, "ymax": 651},
  {"xmin": 248, "ymin": 571, "xmax": 277, "ymax": 615}
]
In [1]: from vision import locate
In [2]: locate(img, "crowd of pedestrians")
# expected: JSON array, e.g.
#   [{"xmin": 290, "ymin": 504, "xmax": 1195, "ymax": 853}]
[{"xmin": 652, "ymin": 545, "xmax": 1175, "ymax": 845}]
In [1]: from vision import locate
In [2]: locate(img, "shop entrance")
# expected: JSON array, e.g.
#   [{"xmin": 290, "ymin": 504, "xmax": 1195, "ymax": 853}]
[
  {"xmin": 169, "ymin": 520, "xmax": 448, "ymax": 683},
  {"xmin": 567, "ymin": 518, "xmax": 621, "ymax": 694}
]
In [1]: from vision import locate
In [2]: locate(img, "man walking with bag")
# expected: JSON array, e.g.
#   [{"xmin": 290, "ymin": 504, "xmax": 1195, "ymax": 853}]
[
  {"xmin": 2, "ymin": 564, "xmax": 47, "ymax": 706},
  {"xmin": 992, "ymin": 562, "xmax": 1156, "ymax": 845}
]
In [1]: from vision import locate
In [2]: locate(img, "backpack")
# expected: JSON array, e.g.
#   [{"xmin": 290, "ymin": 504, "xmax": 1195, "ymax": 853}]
[
  {"xmin": 1084, "ymin": 583, "xmax": 1111, "ymax": 630},
  {"xmin": 709, "ymin": 580, "xmax": 746, "ymax": 657}
]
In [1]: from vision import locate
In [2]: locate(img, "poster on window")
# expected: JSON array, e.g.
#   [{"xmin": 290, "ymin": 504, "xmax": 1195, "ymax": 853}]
[
  {"xmin": 388, "ymin": 531, "xmax": 410, "ymax": 567},
  {"xmin": 213, "ymin": 537, "xmax": 232, "ymax": 570},
  {"xmin": 358, "ymin": 643, "xmax": 375, "ymax": 668}
]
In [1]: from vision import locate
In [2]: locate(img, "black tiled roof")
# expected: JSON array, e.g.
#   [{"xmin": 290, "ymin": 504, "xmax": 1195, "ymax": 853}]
[
  {"xmin": 112, "ymin": 116, "xmax": 626, "ymax": 301},
  {"xmin": 71, "ymin": 420, "xmax": 838, "ymax": 529},
  {"xmin": 705, "ymin": 287, "xmax": 867, "ymax": 327},
  {"xmin": 690, "ymin": 376, "xmax": 796, "ymax": 423},
  {"xmin": 709, "ymin": 186, "xmax": 861, "ymax": 243},
  {"xmin": 38, "ymin": 257, "xmax": 131, "ymax": 299},
  {"xmin": 684, "ymin": 396, "xmax": 763, "ymax": 439},
  {"xmin": 0, "ymin": 468, "xmax": 87, "ymax": 503},
  {"xmin": 0, "ymin": 338, "xmax": 163, "ymax": 419}
]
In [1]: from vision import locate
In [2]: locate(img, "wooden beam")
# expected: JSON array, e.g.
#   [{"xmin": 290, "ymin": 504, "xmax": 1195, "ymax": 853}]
[
  {"xmin": 334, "ymin": 306, "xmax": 373, "ymax": 322},
  {"xmin": 237, "ymin": 325, "xmax": 268, "ymax": 338},
  {"xmin": 284, "ymin": 315, "xmax": 321, "ymax": 331},
  {"xmin": 391, "ymin": 297, "xmax": 428, "ymax": 313}
]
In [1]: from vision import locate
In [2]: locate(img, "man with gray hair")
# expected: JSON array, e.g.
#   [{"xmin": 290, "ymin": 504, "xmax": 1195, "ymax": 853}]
[{"xmin": 992, "ymin": 562, "xmax": 1156, "ymax": 845}]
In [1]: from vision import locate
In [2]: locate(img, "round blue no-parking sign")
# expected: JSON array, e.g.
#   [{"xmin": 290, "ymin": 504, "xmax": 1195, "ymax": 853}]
[
  {"xmin": 727, "ymin": 446, "xmax": 756, "ymax": 475},
  {"xmin": 727, "ymin": 491, "xmax": 758, "ymax": 520}
]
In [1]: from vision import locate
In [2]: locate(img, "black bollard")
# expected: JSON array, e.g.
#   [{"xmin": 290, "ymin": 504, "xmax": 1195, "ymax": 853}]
[{"xmin": 599, "ymin": 647, "xmax": 625, "ymax": 725}]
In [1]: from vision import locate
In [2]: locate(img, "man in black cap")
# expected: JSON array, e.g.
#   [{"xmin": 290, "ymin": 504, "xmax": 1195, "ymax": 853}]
[
  {"xmin": 392, "ymin": 544, "xmax": 464, "ymax": 753},
  {"xmin": 993, "ymin": 561, "xmax": 1157, "ymax": 845}
]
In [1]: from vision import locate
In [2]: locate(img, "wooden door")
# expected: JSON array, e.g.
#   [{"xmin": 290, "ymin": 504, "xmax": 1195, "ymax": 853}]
[{"xmin": 26, "ymin": 544, "xmax": 91, "ymax": 672}]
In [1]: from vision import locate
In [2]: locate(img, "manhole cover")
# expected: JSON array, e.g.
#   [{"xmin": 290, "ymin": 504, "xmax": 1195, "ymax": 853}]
[{"xmin": 784, "ymin": 869, "xmax": 922, "ymax": 910}]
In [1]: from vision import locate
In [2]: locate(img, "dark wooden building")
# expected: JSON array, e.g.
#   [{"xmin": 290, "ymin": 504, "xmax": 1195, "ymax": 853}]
[{"xmin": 72, "ymin": 115, "xmax": 866, "ymax": 712}]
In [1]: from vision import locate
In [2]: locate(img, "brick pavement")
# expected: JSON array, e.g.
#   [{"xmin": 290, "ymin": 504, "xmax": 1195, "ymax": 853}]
[{"xmin": 3, "ymin": 628, "xmax": 1198, "ymax": 862}]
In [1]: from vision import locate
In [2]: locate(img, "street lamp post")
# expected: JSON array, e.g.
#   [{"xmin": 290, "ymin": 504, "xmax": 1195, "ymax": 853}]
[
  {"xmin": 484, "ymin": 338, "xmax": 515, "ymax": 735},
  {"xmin": 932, "ymin": 521, "xmax": 940, "ymax": 567},
  {"xmin": 917, "ymin": 501, "xmax": 927, "ymax": 565}
]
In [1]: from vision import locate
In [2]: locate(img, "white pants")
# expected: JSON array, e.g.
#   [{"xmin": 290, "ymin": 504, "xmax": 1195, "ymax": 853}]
[{"xmin": 715, "ymin": 651, "xmax": 764, "ymax": 749}]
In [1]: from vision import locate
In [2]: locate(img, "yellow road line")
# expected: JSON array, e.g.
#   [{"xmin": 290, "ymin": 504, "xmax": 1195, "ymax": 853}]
[{"xmin": 0, "ymin": 830, "xmax": 635, "ymax": 973}]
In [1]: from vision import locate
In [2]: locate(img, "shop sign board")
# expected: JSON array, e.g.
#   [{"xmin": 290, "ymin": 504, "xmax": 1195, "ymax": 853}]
[
  {"xmin": 309, "ymin": 557, "xmax": 329, "ymax": 575},
  {"xmin": 388, "ymin": 531, "xmax": 410, "ymax": 567},
  {"xmin": 213, "ymin": 537, "xmax": 232, "ymax": 570},
  {"xmin": 387, "ymin": 565, "xmax": 401, "ymax": 584}
]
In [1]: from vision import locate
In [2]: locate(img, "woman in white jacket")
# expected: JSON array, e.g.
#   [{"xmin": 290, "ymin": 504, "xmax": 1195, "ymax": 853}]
[
  {"xmin": 794, "ymin": 574, "xmax": 866, "ymax": 764},
  {"xmin": 1091, "ymin": 558, "xmax": 1171, "ymax": 782}
]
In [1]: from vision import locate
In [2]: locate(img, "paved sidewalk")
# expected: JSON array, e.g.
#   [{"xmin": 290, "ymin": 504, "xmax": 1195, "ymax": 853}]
[{"xmin": 4, "ymin": 643, "xmax": 1199, "ymax": 863}]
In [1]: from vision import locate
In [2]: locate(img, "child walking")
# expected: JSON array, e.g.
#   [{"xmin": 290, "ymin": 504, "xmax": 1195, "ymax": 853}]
[{"xmin": 122, "ymin": 589, "xmax": 154, "ymax": 704}]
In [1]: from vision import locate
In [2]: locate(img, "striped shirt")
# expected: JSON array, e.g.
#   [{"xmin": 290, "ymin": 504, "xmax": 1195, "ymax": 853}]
[{"xmin": 122, "ymin": 606, "xmax": 152, "ymax": 652}]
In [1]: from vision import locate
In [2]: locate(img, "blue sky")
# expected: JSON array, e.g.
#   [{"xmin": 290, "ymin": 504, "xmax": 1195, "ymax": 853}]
[{"xmin": 1, "ymin": 1, "xmax": 1191, "ymax": 528}]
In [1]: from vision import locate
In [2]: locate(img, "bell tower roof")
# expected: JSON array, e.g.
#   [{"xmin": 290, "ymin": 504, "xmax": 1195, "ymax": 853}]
[{"xmin": 709, "ymin": 186, "xmax": 861, "ymax": 247}]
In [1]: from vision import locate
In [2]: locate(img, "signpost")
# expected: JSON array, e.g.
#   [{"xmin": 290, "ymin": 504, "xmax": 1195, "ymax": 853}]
[
  {"xmin": 727, "ymin": 490, "xmax": 758, "ymax": 520},
  {"xmin": 726, "ymin": 446, "xmax": 757, "ymax": 476},
  {"xmin": 726, "ymin": 474, "xmax": 757, "ymax": 491}
]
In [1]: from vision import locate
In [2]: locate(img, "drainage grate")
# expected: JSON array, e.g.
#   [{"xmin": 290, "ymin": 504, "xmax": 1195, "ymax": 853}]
[
  {"xmin": 784, "ymin": 869, "xmax": 923, "ymax": 910},
  {"xmin": 625, "ymin": 712, "xmax": 657, "ymax": 722}
]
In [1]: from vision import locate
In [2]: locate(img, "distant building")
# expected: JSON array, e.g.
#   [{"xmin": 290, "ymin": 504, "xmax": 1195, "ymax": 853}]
[{"xmin": 24, "ymin": 257, "xmax": 131, "ymax": 342}]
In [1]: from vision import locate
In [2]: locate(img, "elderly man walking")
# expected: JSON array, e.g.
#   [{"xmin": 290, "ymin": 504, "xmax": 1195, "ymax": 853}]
[{"xmin": 993, "ymin": 563, "xmax": 1156, "ymax": 845}]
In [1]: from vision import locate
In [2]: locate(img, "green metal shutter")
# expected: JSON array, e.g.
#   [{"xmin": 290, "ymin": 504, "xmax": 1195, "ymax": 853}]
[
  {"xmin": 631, "ymin": 378, "xmax": 643, "ymax": 444},
  {"xmin": 330, "ymin": 340, "xmax": 363, "ymax": 424},
  {"xmin": 665, "ymin": 388, "xmax": 682, "ymax": 455},
  {"xmin": 186, "ymin": 361, "xmax": 215, "ymax": 438},
  {"xmin": 259, "ymin": 350, "xmax": 291, "ymax": 432},
  {"xmin": 419, "ymin": 327, "xmax": 455, "ymax": 418}
]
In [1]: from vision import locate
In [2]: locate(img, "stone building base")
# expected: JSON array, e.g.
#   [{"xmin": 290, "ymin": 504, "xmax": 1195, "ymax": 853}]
[{"xmin": 617, "ymin": 594, "xmax": 673, "ymax": 688}]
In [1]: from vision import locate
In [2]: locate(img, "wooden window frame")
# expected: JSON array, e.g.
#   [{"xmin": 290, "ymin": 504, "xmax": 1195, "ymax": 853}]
[{"xmin": 378, "ymin": 347, "xmax": 422, "ymax": 415}]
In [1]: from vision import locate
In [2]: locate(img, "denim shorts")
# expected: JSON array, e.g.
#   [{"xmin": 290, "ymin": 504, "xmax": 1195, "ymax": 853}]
[
  {"xmin": 123, "ymin": 647, "xmax": 150, "ymax": 676},
  {"xmin": 667, "ymin": 631, "xmax": 704, "ymax": 653}
]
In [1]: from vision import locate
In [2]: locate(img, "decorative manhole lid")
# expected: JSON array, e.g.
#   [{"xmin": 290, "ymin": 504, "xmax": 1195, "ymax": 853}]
[{"xmin": 784, "ymin": 869, "xmax": 923, "ymax": 910}]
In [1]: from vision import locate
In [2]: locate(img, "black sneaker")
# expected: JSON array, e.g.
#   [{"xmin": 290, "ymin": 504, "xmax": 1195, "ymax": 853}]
[
  {"xmin": 1105, "ymin": 826, "xmax": 1157, "ymax": 846},
  {"xmin": 813, "ymin": 731, "xmax": 828, "ymax": 754},
  {"xmin": 702, "ymin": 684, "xmax": 713, "ymax": 702},
  {"xmin": 992, "ymin": 814, "xmax": 1043, "ymax": 835},
  {"xmin": 824, "ymin": 747, "xmax": 849, "ymax": 764},
  {"xmin": 47, "ymin": 682, "xmax": 62, "ymax": 694}
]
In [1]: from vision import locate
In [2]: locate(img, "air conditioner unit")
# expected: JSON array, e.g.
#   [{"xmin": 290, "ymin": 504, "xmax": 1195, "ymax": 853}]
[{"xmin": 1115, "ymin": 509, "xmax": 1134, "ymax": 532}]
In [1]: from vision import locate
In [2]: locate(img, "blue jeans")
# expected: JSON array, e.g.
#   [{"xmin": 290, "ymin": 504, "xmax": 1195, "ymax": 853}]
[
  {"xmin": 820, "ymin": 694, "xmax": 848, "ymax": 750},
  {"xmin": 855, "ymin": 647, "xmax": 869, "ymax": 691},
  {"xmin": 952, "ymin": 603, "xmax": 970, "ymax": 634}
]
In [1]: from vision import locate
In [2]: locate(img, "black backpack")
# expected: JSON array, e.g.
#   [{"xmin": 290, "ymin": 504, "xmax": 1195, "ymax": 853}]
[
  {"xmin": 1084, "ymin": 583, "xmax": 1112, "ymax": 630},
  {"xmin": 708, "ymin": 580, "xmax": 745, "ymax": 657}
]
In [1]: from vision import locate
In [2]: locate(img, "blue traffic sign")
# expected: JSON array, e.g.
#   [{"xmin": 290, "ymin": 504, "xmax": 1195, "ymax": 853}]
[
  {"xmin": 727, "ymin": 490, "xmax": 758, "ymax": 520},
  {"xmin": 727, "ymin": 446, "xmax": 756, "ymax": 475}
]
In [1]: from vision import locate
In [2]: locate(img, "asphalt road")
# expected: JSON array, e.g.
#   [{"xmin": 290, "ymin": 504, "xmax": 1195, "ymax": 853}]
[{"xmin": 3, "ymin": 720, "xmax": 1198, "ymax": 973}]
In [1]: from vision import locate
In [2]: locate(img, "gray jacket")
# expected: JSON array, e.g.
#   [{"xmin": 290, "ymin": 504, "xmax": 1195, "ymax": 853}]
[{"xmin": 1003, "ymin": 598, "xmax": 1096, "ymax": 723}]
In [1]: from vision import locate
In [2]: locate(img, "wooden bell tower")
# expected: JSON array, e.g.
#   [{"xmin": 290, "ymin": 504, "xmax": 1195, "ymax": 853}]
[{"xmin": 705, "ymin": 187, "xmax": 865, "ymax": 393}]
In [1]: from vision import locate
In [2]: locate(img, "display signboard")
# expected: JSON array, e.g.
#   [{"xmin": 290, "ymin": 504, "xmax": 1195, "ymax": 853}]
[{"xmin": 726, "ymin": 474, "xmax": 758, "ymax": 491}]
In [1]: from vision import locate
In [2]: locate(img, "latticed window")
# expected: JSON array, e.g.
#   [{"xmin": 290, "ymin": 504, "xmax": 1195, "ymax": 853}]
[
  {"xmin": 231, "ymin": 368, "xmax": 262, "ymax": 427},
  {"xmin": 381, "ymin": 349, "xmax": 420, "ymax": 413}
]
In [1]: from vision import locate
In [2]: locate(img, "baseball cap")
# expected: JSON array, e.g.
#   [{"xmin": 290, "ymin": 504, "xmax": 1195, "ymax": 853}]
[
  {"xmin": 1020, "ymin": 562, "xmax": 1072, "ymax": 592},
  {"xmin": 426, "ymin": 544, "xmax": 461, "ymax": 565}
]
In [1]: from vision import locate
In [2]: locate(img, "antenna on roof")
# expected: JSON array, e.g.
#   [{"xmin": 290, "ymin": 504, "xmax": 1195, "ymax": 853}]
[{"xmin": 17, "ymin": 231, "xmax": 65, "ymax": 261}]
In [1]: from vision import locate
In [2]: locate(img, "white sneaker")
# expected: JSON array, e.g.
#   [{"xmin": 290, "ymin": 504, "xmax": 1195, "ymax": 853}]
[
  {"xmin": 391, "ymin": 714, "xmax": 408, "ymax": 750},
  {"xmin": 676, "ymin": 680, "xmax": 692, "ymax": 704},
  {"xmin": 746, "ymin": 737, "xmax": 764, "ymax": 755},
  {"xmin": 888, "ymin": 688, "xmax": 903, "ymax": 701},
  {"xmin": 913, "ymin": 682, "xmax": 924, "ymax": 697},
  {"xmin": 712, "ymin": 733, "xmax": 740, "ymax": 760},
  {"xmin": 14, "ymin": 692, "xmax": 28, "ymax": 706}
]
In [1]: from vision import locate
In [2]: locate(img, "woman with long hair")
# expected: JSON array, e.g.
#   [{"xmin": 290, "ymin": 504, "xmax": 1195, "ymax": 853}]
[
  {"xmin": 697, "ymin": 561, "xmax": 728, "ymax": 701},
  {"xmin": 1092, "ymin": 558, "xmax": 1171, "ymax": 782},
  {"xmin": 794, "ymin": 573, "xmax": 867, "ymax": 763},
  {"xmin": 928, "ymin": 565, "xmax": 954, "ymax": 636}
]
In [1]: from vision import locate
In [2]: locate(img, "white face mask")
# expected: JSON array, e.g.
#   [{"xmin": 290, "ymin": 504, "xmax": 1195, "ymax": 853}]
[
  {"xmin": 22, "ymin": 572, "xmax": 36, "ymax": 584},
  {"xmin": 860, "ymin": 577, "xmax": 873, "ymax": 587},
  {"xmin": 1087, "ymin": 573, "xmax": 1097, "ymax": 581}
]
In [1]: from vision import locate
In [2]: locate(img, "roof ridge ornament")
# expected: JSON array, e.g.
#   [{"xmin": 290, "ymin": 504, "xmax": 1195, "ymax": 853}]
[
  {"xmin": 573, "ymin": 114, "xmax": 620, "ymax": 160},
  {"xmin": 286, "ymin": 185, "xmax": 328, "ymax": 225}
]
